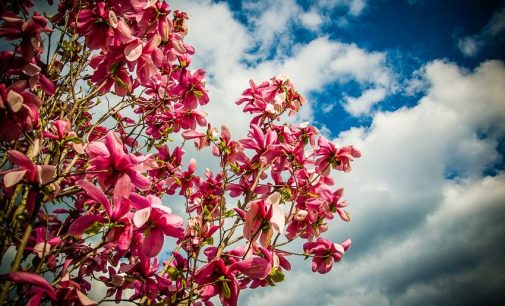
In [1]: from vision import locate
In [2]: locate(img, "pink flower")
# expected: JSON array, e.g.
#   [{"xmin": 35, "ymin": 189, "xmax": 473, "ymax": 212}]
[
  {"xmin": 75, "ymin": 2, "xmax": 113, "ymax": 50},
  {"xmin": 239, "ymin": 124, "xmax": 280, "ymax": 165},
  {"xmin": 243, "ymin": 193, "xmax": 285, "ymax": 247},
  {"xmin": 0, "ymin": 81, "xmax": 42, "ymax": 141},
  {"xmin": 131, "ymin": 193, "xmax": 184, "ymax": 257},
  {"xmin": 3, "ymin": 150, "xmax": 55, "ymax": 187},
  {"xmin": 175, "ymin": 69, "xmax": 209, "ymax": 109},
  {"xmin": 68, "ymin": 180, "xmax": 134, "ymax": 251},
  {"xmin": 193, "ymin": 258, "xmax": 240, "ymax": 306},
  {"xmin": 212, "ymin": 125, "xmax": 246, "ymax": 165},
  {"xmin": 85, "ymin": 131, "xmax": 152, "ymax": 193},
  {"xmin": 43, "ymin": 119, "xmax": 76, "ymax": 140},
  {"xmin": 0, "ymin": 12, "xmax": 52, "ymax": 60},
  {"xmin": 6, "ymin": 271, "xmax": 57, "ymax": 303},
  {"xmin": 303, "ymin": 238, "xmax": 351, "ymax": 274},
  {"xmin": 314, "ymin": 137, "xmax": 361, "ymax": 175},
  {"xmin": 89, "ymin": 50, "xmax": 133, "ymax": 96}
]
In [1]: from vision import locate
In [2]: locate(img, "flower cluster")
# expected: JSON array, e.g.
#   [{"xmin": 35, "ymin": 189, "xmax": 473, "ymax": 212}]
[{"xmin": 0, "ymin": 1, "xmax": 361, "ymax": 305}]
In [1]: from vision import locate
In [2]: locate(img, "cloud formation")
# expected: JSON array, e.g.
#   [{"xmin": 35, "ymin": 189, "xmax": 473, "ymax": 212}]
[
  {"xmin": 458, "ymin": 6, "xmax": 505, "ymax": 57},
  {"xmin": 244, "ymin": 59, "xmax": 505, "ymax": 305},
  {"xmin": 168, "ymin": 1, "xmax": 505, "ymax": 305}
]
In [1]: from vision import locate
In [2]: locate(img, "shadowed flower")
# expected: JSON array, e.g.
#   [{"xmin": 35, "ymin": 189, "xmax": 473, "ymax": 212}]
[
  {"xmin": 131, "ymin": 193, "xmax": 184, "ymax": 257},
  {"xmin": 86, "ymin": 131, "xmax": 152, "ymax": 194},
  {"xmin": 303, "ymin": 238, "xmax": 351, "ymax": 274},
  {"xmin": 243, "ymin": 193, "xmax": 285, "ymax": 247}
]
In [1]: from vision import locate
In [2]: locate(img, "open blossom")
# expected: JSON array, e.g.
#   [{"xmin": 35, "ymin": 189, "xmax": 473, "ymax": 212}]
[
  {"xmin": 0, "ymin": 12, "xmax": 52, "ymax": 60},
  {"xmin": 131, "ymin": 193, "xmax": 184, "ymax": 257},
  {"xmin": 314, "ymin": 137, "xmax": 361, "ymax": 175},
  {"xmin": 89, "ymin": 49, "xmax": 134, "ymax": 96},
  {"xmin": 75, "ymin": 2, "xmax": 113, "ymax": 50},
  {"xmin": 3, "ymin": 150, "xmax": 55, "ymax": 188},
  {"xmin": 0, "ymin": 81, "xmax": 42, "ymax": 140},
  {"xmin": 243, "ymin": 193, "xmax": 285, "ymax": 247},
  {"xmin": 303, "ymin": 238, "xmax": 351, "ymax": 274},
  {"xmin": 193, "ymin": 258, "xmax": 240, "ymax": 306},
  {"xmin": 240, "ymin": 124, "xmax": 281, "ymax": 165},
  {"xmin": 85, "ymin": 131, "xmax": 152, "ymax": 193}
]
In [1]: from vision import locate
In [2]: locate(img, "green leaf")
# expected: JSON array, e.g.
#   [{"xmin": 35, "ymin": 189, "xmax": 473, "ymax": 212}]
[
  {"xmin": 84, "ymin": 221, "xmax": 103, "ymax": 236},
  {"xmin": 270, "ymin": 269, "xmax": 285, "ymax": 283},
  {"xmin": 221, "ymin": 281, "xmax": 231, "ymax": 299}
]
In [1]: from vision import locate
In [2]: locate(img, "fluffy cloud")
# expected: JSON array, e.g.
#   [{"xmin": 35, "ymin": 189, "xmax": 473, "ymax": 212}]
[
  {"xmin": 458, "ymin": 6, "xmax": 505, "ymax": 57},
  {"xmin": 243, "ymin": 60, "xmax": 505, "ymax": 305},
  {"xmin": 173, "ymin": 0, "xmax": 391, "ymax": 130},
  {"xmin": 165, "ymin": 2, "xmax": 505, "ymax": 304}
]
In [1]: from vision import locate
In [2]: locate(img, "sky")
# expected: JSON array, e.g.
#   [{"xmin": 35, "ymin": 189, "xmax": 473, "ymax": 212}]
[
  {"xmin": 168, "ymin": 0, "xmax": 505, "ymax": 305},
  {"xmin": 1, "ymin": 1, "xmax": 503, "ymax": 305}
]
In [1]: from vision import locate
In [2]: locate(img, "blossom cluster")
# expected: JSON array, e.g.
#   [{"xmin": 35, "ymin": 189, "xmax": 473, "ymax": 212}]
[{"xmin": 0, "ymin": 0, "xmax": 361, "ymax": 305}]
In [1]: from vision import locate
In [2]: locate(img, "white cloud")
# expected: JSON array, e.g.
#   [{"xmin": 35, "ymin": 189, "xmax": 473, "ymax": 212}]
[
  {"xmin": 458, "ymin": 7, "xmax": 505, "ymax": 57},
  {"xmin": 343, "ymin": 87, "xmax": 387, "ymax": 116},
  {"xmin": 159, "ymin": 3, "xmax": 505, "ymax": 304},
  {"xmin": 172, "ymin": 0, "xmax": 394, "ymax": 134},
  {"xmin": 244, "ymin": 60, "xmax": 505, "ymax": 305},
  {"xmin": 300, "ymin": 8, "xmax": 324, "ymax": 30},
  {"xmin": 457, "ymin": 37, "xmax": 481, "ymax": 57},
  {"xmin": 317, "ymin": 0, "xmax": 367, "ymax": 16}
]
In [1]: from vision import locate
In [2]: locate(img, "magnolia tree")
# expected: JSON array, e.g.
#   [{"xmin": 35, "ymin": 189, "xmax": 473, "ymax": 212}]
[{"xmin": 0, "ymin": 0, "xmax": 361, "ymax": 305}]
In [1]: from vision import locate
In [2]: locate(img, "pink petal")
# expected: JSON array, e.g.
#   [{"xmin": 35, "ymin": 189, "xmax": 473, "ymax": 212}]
[
  {"xmin": 108, "ymin": 10, "xmax": 118, "ymax": 28},
  {"xmin": 127, "ymin": 169, "xmax": 151, "ymax": 190},
  {"xmin": 269, "ymin": 202, "xmax": 285, "ymax": 234},
  {"xmin": 3, "ymin": 169, "xmax": 27, "ymax": 187},
  {"xmin": 143, "ymin": 227, "xmax": 164, "ymax": 257},
  {"xmin": 23, "ymin": 63, "xmax": 41, "ymax": 76},
  {"xmin": 105, "ymin": 131, "xmax": 124, "ymax": 162},
  {"xmin": 7, "ymin": 90, "xmax": 23, "ymax": 112},
  {"xmin": 85, "ymin": 142, "xmax": 109, "ymax": 158},
  {"xmin": 133, "ymin": 207, "xmax": 151, "ymax": 228},
  {"xmin": 113, "ymin": 174, "xmax": 131, "ymax": 206},
  {"xmin": 124, "ymin": 42, "xmax": 143, "ymax": 62},
  {"xmin": 188, "ymin": 158, "xmax": 196, "ymax": 173},
  {"xmin": 36, "ymin": 165, "xmax": 55, "ymax": 185},
  {"xmin": 68, "ymin": 215, "xmax": 105, "ymax": 236},
  {"xmin": 341, "ymin": 238, "xmax": 352, "ymax": 251},
  {"xmin": 76, "ymin": 290, "xmax": 97, "ymax": 306},
  {"xmin": 229, "ymin": 257, "xmax": 272, "ymax": 279},
  {"xmin": 233, "ymin": 208, "xmax": 246, "ymax": 220},
  {"xmin": 7, "ymin": 272, "xmax": 56, "ymax": 300},
  {"xmin": 7, "ymin": 150, "xmax": 34, "ymax": 170},
  {"xmin": 78, "ymin": 180, "xmax": 111, "ymax": 216}
]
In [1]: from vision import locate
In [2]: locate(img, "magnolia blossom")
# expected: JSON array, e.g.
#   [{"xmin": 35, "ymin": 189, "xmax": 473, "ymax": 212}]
[
  {"xmin": 244, "ymin": 193, "xmax": 285, "ymax": 247},
  {"xmin": 303, "ymin": 238, "xmax": 352, "ymax": 274},
  {"xmin": 314, "ymin": 137, "xmax": 362, "ymax": 175},
  {"xmin": 3, "ymin": 150, "xmax": 55, "ymax": 188},
  {"xmin": 86, "ymin": 131, "xmax": 152, "ymax": 193},
  {"xmin": 131, "ymin": 193, "xmax": 184, "ymax": 257},
  {"xmin": 0, "ymin": 1, "xmax": 361, "ymax": 304}
]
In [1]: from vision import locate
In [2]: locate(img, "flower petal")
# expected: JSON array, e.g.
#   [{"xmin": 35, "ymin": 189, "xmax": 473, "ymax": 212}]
[
  {"xmin": 78, "ymin": 180, "xmax": 111, "ymax": 216},
  {"xmin": 7, "ymin": 272, "xmax": 56, "ymax": 300},
  {"xmin": 68, "ymin": 215, "xmax": 105, "ymax": 236},
  {"xmin": 143, "ymin": 227, "xmax": 164, "ymax": 257},
  {"xmin": 124, "ymin": 42, "xmax": 143, "ymax": 62},
  {"xmin": 36, "ymin": 165, "xmax": 56, "ymax": 185},
  {"xmin": 7, "ymin": 90, "xmax": 23, "ymax": 112},
  {"xmin": 133, "ymin": 207, "xmax": 151, "ymax": 228},
  {"xmin": 76, "ymin": 290, "xmax": 97, "ymax": 306},
  {"xmin": 3, "ymin": 169, "xmax": 27, "ymax": 187},
  {"xmin": 229, "ymin": 257, "xmax": 272, "ymax": 279}
]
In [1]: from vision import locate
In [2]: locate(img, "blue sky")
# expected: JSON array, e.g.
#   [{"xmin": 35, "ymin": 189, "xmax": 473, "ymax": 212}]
[
  {"xmin": 0, "ymin": 1, "xmax": 503, "ymax": 305},
  {"xmin": 170, "ymin": 0, "xmax": 505, "ymax": 305}
]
